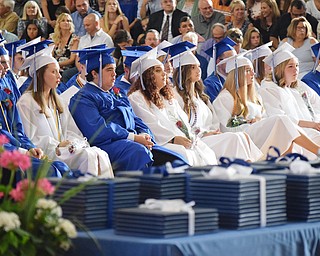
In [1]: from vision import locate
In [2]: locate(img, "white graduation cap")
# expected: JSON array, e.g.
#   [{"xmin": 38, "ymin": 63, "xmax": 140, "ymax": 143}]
[
  {"xmin": 19, "ymin": 44, "xmax": 56, "ymax": 92},
  {"xmin": 130, "ymin": 47, "xmax": 163, "ymax": 90},
  {"xmin": 263, "ymin": 42, "xmax": 296, "ymax": 82},
  {"xmin": 245, "ymin": 41, "xmax": 272, "ymax": 77},
  {"xmin": 218, "ymin": 51, "xmax": 252, "ymax": 90},
  {"xmin": 156, "ymin": 40, "xmax": 172, "ymax": 59},
  {"xmin": 160, "ymin": 41, "xmax": 197, "ymax": 90}
]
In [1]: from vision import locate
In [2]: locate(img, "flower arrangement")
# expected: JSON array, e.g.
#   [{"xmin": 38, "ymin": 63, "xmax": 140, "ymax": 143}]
[
  {"xmin": 226, "ymin": 115, "xmax": 247, "ymax": 128},
  {"xmin": 0, "ymin": 135, "xmax": 77, "ymax": 256}
]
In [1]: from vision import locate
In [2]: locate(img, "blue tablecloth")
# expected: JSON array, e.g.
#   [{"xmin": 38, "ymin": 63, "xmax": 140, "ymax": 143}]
[{"xmin": 68, "ymin": 222, "xmax": 320, "ymax": 256}]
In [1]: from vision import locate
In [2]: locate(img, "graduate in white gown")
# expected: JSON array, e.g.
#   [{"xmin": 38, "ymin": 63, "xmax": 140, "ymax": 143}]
[
  {"xmin": 16, "ymin": 48, "xmax": 114, "ymax": 177},
  {"xmin": 128, "ymin": 49, "xmax": 217, "ymax": 166},
  {"xmin": 165, "ymin": 42, "xmax": 262, "ymax": 162},
  {"xmin": 212, "ymin": 53, "xmax": 320, "ymax": 157},
  {"xmin": 259, "ymin": 43, "xmax": 320, "ymax": 158}
]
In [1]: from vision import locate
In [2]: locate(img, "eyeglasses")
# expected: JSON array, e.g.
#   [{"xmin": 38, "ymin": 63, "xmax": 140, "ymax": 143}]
[{"xmin": 296, "ymin": 26, "xmax": 306, "ymax": 31}]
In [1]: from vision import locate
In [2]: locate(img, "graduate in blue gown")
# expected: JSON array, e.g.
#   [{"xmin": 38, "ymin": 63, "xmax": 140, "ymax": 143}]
[
  {"xmin": 203, "ymin": 37, "xmax": 237, "ymax": 102},
  {"xmin": 0, "ymin": 44, "xmax": 70, "ymax": 178},
  {"xmin": 69, "ymin": 48, "xmax": 187, "ymax": 172},
  {"xmin": 302, "ymin": 43, "xmax": 320, "ymax": 96}
]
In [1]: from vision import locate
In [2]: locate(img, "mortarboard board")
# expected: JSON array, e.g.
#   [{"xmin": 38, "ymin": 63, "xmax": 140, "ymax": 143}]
[
  {"xmin": 4, "ymin": 39, "xmax": 26, "ymax": 69},
  {"xmin": 245, "ymin": 41, "xmax": 272, "ymax": 77},
  {"xmin": 218, "ymin": 52, "xmax": 252, "ymax": 90},
  {"xmin": 130, "ymin": 48, "xmax": 162, "ymax": 90},
  {"xmin": 205, "ymin": 37, "xmax": 237, "ymax": 75},
  {"xmin": 19, "ymin": 39, "xmax": 53, "ymax": 58},
  {"xmin": 0, "ymin": 33, "xmax": 5, "ymax": 43},
  {"xmin": 0, "ymin": 46, "xmax": 8, "ymax": 56},
  {"xmin": 311, "ymin": 42, "xmax": 320, "ymax": 73},
  {"xmin": 161, "ymin": 41, "xmax": 197, "ymax": 90},
  {"xmin": 72, "ymin": 44, "xmax": 107, "ymax": 65},
  {"xmin": 156, "ymin": 40, "xmax": 172, "ymax": 59},
  {"xmin": 263, "ymin": 42, "xmax": 295, "ymax": 82},
  {"xmin": 80, "ymin": 48, "xmax": 115, "ymax": 88},
  {"xmin": 121, "ymin": 45, "xmax": 152, "ymax": 67}
]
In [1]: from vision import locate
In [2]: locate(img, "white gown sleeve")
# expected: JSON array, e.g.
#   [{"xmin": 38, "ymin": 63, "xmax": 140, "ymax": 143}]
[
  {"xmin": 17, "ymin": 93, "xmax": 60, "ymax": 159},
  {"xmin": 211, "ymin": 89, "xmax": 234, "ymax": 127},
  {"xmin": 128, "ymin": 91, "xmax": 176, "ymax": 145}
]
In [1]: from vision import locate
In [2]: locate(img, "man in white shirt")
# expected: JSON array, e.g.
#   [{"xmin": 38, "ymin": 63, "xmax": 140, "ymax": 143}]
[{"xmin": 76, "ymin": 13, "xmax": 114, "ymax": 71}]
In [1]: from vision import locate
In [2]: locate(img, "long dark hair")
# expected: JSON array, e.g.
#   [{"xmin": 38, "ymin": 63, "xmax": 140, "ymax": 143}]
[
  {"xmin": 27, "ymin": 64, "xmax": 64, "ymax": 117},
  {"xmin": 128, "ymin": 66, "xmax": 174, "ymax": 109},
  {"xmin": 21, "ymin": 19, "xmax": 44, "ymax": 42}
]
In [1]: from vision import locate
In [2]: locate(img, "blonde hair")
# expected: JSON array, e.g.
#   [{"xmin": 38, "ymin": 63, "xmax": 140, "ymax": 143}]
[
  {"xmin": 22, "ymin": 1, "xmax": 43, "ymax": 20},
  {"xmin": 287, "ymin": 16, "xmax": 312, "ymax": 40},
  {"xmin": 52, "ymin": 13, "xmax": 75, "ymax": 45},
  {"xmin": 274, "ymin": 58, "xmax": 298, "ymax": 88},
  {"xmin": 242, "ymin": 27, "xmax": 262, "ymax": 50},
  {"xmin": 260, "ymin": 0, "xmax": 280, "ymax": 30},
  {"xmin": 223, "ymin": 65, "xmax": 262, "ymax": 117},
  {"xmin": 230, "ymin": 0, "xmax": 245, "ymax": 12},
  {"xmin": 102, "ymin": 0, "xmax": 124, "ymax": 33}
]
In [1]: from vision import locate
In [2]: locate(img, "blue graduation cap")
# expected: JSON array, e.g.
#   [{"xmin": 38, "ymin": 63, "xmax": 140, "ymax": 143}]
[
  {"xmin": 4, "ymin": 39, "xmax": 26, "ymax": 69},
  {"xmin": 72, "ymin": 44, "xmax": 107, "ymax": 64},
  {"xmin": 205, "ymin": 37, "xmax": 236, "ymax": 75},
  {"xmin": 161, "ymin": 41, "xmax": 197, "ymax": 90},
  {"xmin": 80, "ymin": 48, "xmax": 115, "ymax": 88},
  {"xmin": 311, "ymin": 42, "xmax": 320, "ymax": 73},
  {"xmin": 0, "ymin": 33, "xmax": 6, "ymax": 44},
  {"xmin": 19, "ymin": 39, "xmax": 53, "ymax": 58},
  {"xmin": 0, "ymin": 47, "xmax": 8, "ymax": 56},
  {"xmin": 72, "ymin": 45, "xmax": 107, "ymax": 76},
  {"xmin": 121, "ymin": 45, "xmax": 152, "ymax": 67}
]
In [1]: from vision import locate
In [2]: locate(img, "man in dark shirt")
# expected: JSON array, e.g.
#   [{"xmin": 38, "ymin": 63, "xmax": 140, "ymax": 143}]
[{"xmin": 270, "ymin": 0, "xmax": 318, "ymax": 48}]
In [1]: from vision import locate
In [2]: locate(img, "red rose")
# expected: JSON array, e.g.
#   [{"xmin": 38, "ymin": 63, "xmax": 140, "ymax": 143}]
[
  {"xmin": 4, "ymin": 88, "xmax": 11, "ymax": 94},
  {"xmin": 113, "ymin": 87, "xmax": 120, "ymax": 94},
  {"xmin": 176, "ymin": 121, "xmax": 183, "ymax": 128}
]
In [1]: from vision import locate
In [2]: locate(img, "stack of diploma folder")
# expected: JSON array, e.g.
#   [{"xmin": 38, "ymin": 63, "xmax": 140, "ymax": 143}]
[
  {"xmin": 51, "ymin": 177, "xmax": 140, "ymax": 229},
  {"xmin": 263, "ymin": 170, "xmax": 320, "ymax": 221},
  {"xmin": 189, "ymin": 174, "xmax": 287, "ymax": 229},
  {"xmin": 114, "ymin": 207, "xmax": 219, "ymax": 238}
]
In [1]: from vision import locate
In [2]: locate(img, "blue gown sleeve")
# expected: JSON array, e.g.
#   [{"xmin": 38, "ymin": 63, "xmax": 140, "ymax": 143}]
[{"xmin": 69, "ymin": 89, "xmax": 132, "ymax": 145}]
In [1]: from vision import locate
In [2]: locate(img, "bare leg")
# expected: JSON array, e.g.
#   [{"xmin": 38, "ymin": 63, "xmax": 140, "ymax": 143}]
[{"xmin": 292, "ymin": 133, "xmax": 320, "ymax": 155}]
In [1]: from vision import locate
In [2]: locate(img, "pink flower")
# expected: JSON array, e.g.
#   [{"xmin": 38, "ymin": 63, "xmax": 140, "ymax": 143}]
[
  {"xmin": 0, "ymin": 135, "xmax": 9, "ymax": 145},
  {"xmin": 0, "ymin": 192, "xmax": 4, "ymax": 198},
  {"xmin": 37, "ymin": 179, "xmax": 55, "ymax": 195},
  {"xmin": 0, "ymin": 150, "xmax": 31, "ymax": 171},
  {"xmin": 10, "ymin": 187, "xmax": 25, "ymax": 202},
  {"xmin": 10, "ymin": 180, "xmax": 30, "ymax": 202}
]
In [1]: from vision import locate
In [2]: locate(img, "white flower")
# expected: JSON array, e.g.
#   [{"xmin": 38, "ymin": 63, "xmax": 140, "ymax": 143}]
[
  {"xmin": 36, "ymin": 198, "xmax": 62, "ymax": 217},
  {"xmin": 60, "ymin": 241, "xmax": 71, "ymax": 251},
  {"xmin": 36, "ymin": 198, "xmax": 58, "ymax": 209},
  {"xmin": 0, "ymin": 211, "xmax": 21, "ymax": 231},
  {"xmin": 56, "ymin": 218, "xmax": 77, "ymax": 238}
]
